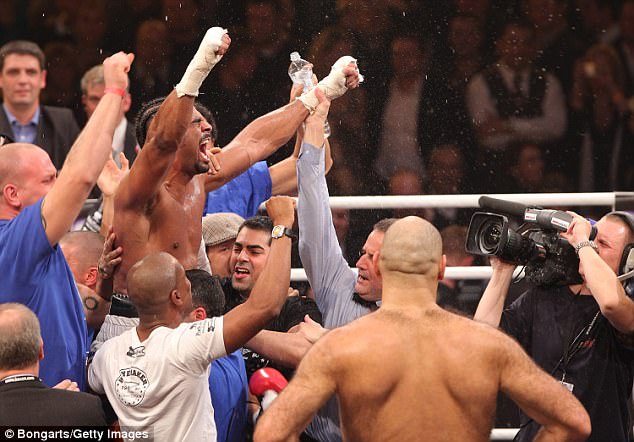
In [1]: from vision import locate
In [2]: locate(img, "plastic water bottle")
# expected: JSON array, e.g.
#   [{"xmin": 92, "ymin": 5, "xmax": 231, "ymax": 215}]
[
  {"xmin": 288, "ymin": 52, "xmax": 314, "ymax": 93},
  {"xmin": 288, "ymin": 51, "xmax": 331, "ymax": 138}
]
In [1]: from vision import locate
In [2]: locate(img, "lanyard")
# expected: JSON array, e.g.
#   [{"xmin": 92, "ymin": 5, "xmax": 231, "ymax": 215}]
[{"xmin": 553, "ymin": 309, "xmax": 602, "ymax": 379}]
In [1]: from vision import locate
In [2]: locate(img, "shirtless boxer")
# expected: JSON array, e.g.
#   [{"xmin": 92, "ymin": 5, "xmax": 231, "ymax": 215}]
[
  {"xmin": 111, "ymin": 27, "xmax": 360, "ymax": 295},
  {"xmin": 255, "ymin": 217, "xmax": 591, "ymax": 442}
]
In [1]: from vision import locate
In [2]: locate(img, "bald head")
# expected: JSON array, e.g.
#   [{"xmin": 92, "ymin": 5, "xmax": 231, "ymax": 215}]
[
  {"xmin": 60, "ymin": 231, "xmax": 105, "ymax": 284},
  {"xmin": 127, "ymin": 252, "xmax": 186, "ymax": 315},
  {"xmin": 0, "ymin": 303, "xmax": 41, "ymax": 370},
  {"xmin": 379, "ymin": 216, "xmax": 442, "ymax": 278},
  {"xmin": 0, "ymin": 143, "xmax": 41, "ymax": 186}
]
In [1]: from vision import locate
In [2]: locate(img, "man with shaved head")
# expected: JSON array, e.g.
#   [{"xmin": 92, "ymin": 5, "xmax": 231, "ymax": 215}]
[
  {"xmin": 89, "ymin": 196, "xmax": 296, "ymax": 441},
  {"xmin": 59, "ymin": 231, "xmax": 111, "ymax": 333},
  {"xmin": 255, "ymin": 217, "xmax": 591, "ymax": 442},
  {"xmin": 0, "ymin": 51, "xmax": 133, "ymax": 390}
]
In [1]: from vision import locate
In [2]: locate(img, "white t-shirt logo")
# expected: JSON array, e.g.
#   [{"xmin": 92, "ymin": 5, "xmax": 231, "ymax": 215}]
[{"xmin": 115, "ymin": 367, "xmax": 150, "ymax": 406}]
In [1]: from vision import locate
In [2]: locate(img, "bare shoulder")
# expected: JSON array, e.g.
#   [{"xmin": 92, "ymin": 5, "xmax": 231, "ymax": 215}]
[
  {"xmin": 308, "ymin": 316, "xmax": 388, "ymax": 363},
  {"xmin": 441, "ymin": 310, "xmax": 521, "ymax": 361}
]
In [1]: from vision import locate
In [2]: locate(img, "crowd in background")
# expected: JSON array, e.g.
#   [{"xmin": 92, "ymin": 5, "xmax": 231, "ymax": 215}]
[{"xmin": 0, "ymin": 0, "xmax": 631, "ymax": 193}]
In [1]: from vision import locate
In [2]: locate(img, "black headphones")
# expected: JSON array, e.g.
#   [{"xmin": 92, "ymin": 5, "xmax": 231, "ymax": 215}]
[{"xmin": 606, "ymin": 211, "xmax": 634, "ymax": 296}]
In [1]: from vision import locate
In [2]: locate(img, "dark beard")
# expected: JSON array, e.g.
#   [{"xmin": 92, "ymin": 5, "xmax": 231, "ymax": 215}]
[{"xmin": 194, "ymin": 160, "xmax": 210, "ymax": 175}]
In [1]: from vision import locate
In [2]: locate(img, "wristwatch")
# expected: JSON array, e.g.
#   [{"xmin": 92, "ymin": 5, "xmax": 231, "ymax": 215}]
[
  {"xmin": 574, "ymin": 240, "xmax": 598, "ymax": 255},
  {"xmin": 271, "ymin": 225, "xmax": 297, "ymax": 241}
]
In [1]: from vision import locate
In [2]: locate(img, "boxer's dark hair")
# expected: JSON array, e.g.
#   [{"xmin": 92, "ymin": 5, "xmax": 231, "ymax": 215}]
[{"xmin": 135, "ymin": 97, "xmax": 218, "ymax": 148}]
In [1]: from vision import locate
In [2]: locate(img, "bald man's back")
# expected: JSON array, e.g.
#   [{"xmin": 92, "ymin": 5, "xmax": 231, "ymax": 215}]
[
  {"xmin": 256, "ymin": 305, "xmax": 590, "ymax": 442},
  {"xmin": 332, "ymin": 308, "xmax": 505, "ymax": 441}
]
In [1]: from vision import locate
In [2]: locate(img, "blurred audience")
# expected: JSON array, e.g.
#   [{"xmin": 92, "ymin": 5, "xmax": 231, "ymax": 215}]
[
  {"xmin": 466, "ymin": 20, "xmax": 567, "ymax": 190},
  {"xmin": 570, "ymin": 43, "xmax": 631, "ymax": 191}
]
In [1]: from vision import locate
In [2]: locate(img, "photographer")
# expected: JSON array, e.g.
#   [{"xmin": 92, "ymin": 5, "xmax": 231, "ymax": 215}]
[{"xmin": 474, "ymin": 211, "xmax": 634, "ymax": 442}]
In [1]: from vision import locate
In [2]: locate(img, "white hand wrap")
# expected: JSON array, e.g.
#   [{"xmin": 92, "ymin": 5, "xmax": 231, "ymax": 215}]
[
  {"xmin": 175, "ymin": 27, "xmax": 227, "ymax": 97},
  {"xmin": 298, "ymin": 55, "xmax": 361, "ymax": 112}
]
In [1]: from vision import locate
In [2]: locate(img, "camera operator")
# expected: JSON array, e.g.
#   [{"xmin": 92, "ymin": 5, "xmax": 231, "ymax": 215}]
[{"xmin": 474, "ymin": 211, "xmax": 634, "ymax": 442}]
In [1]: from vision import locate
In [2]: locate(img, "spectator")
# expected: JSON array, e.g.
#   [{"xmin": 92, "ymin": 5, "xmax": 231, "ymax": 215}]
[
  {"xmin": 570, "ymin": 43, "xmax": 630, "ymax": 191},
  {"xmin": 387, "ymin": 169, "xmax": 427, "ymax": 219},
  {"xmin": 437, "ymin": 224, "xmax": 483, "ymax": 315},
  {"xmin": 244, "ymin": 0, "xmax": 293, "ymax": 120},
  {"xmin": 0, "ymin": 303, "xmax": 107, "ymax": 426},
  {"xmin": 425, "ymin": 13, "xmax": 485, "ymax": 157},
  {"xmin": 424, "ymin": 144, "xmax": 471, "ymax": 229},
  {"xmin": 128, "ymin": 19, "xmax": 174, "ymax": 117},
  {"xmin": 0, "ymin": 51, "xmax": 133, "ymax": 389},
  {"xmin": 224, "ymin": 215, "xmax": 322, "ymax": 378},
  {"xmin": 524, "ymin": 0, "xmax": 585, "ymax": 95},
  {"xmin": 71, "ymin": 0, "xmax": 113, "ymax": 74},
  {"xmin": 202, "ymin": 212, "xmax": 246, "ymax": 278},
  {"xmin": 80, "ymin": 64, "xmax": 138, "ymax": 167},
  {"xmin": 373, "ymin": 33, "xmax": 428, "ymax": 182},
  {"xmin": 202, "ymin": 42, "xmax": 260, "ymax": 147},
  {"xmin": 0, "ymin": 40, "xmax": 80, "ymax": 170},
  {"xmin": 41, "ymin": 40, "xmax": 79, "ymax": 109},
  {"xmin": 59, "ymin": 231, "xmax": 111, "ymax": 334},
  {"xmin": 466, "ymin": 21, "xmax": 567, "ymax": 189},
  {"xmin": 505, "ymin": 142, "xmax": 546, "ymax": 193}
]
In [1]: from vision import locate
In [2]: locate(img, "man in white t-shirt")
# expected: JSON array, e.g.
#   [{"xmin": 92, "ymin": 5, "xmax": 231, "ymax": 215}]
[{"xmin": 89, "ymin": 196, "xmax": 295, "ymax": 441}]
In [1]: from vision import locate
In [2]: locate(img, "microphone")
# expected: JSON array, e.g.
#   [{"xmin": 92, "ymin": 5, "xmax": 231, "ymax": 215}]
[
  {"xmin": 249, "ymin": 367, "xmax": 288, "ymax": 421},
  {"xmin": 478, "ymin": 196, "xmax": 597, "ymax": 239},
  {"xmin": 477, "ymin": 196, "xmax": 527, "ymax": 218}
]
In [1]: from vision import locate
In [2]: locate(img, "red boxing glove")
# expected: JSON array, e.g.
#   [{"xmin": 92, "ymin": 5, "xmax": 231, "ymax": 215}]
[{"xmin": 249, "ymin": 367, "xmax": 288, "ymax": 397}]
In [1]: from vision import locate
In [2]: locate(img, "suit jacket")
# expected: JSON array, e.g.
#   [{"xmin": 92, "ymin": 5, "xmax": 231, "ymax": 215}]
[
  {"xmin": 0, "ymin": 105, "xmax": 80, "ymax": 170},
  {"xmin": 0, "ymin": 378, "xmax": 106, "ymax": 426}
]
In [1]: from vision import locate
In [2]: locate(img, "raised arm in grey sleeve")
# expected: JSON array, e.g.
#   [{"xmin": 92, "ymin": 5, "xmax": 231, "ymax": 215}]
[{"xmin": 296, "ymin": 142, "xmax": 370, "ymax": 329}]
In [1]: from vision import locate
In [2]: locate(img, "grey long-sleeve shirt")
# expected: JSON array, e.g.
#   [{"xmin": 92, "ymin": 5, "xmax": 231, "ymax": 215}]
[{"xmin": 297, "ymin": 142, "xmax": 373, "ymax": 442}]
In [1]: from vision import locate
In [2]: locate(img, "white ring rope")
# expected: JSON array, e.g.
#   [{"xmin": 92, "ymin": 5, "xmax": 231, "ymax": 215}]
[
  {"xmin": 292, "ymin": 266, "xmax": 510, "ymax": 282},
  {"xmin": 260, "ymin": 191, "xmax": 634, "ymax": 211}
]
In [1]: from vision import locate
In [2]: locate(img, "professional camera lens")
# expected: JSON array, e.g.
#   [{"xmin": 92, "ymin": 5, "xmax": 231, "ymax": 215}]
[{"xmin": 478, "ymin": 220, "xmax": 503, "ymax": 254}]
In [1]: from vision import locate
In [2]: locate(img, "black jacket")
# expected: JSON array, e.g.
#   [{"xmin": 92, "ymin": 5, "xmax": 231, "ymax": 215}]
[
  {"xmin": 0, "ymin": 105, "xmax": 80, "ymax": 170},
  {"xmin": 0, "ymin": 377, "xmax": 106, "ymax": 426}
]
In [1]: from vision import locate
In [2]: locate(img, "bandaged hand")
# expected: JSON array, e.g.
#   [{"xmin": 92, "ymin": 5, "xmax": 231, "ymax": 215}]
[
  {"xmin": 299, "ymin": 55, "xmax": 363, "ymax": 113},
  {"xmin": 175, "ymin": 27, "xmax": 230, "ymax": 97}
]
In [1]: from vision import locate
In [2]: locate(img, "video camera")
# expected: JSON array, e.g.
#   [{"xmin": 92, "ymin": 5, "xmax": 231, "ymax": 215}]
[{"xmin": 465, "ymin": 197, "xmax": 596, "ymax": 286}]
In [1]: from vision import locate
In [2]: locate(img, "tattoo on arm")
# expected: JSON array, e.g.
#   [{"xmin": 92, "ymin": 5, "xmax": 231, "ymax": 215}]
[{"xmin": 84, "ymin": 296, "xmax": 99, "ymax": 311}]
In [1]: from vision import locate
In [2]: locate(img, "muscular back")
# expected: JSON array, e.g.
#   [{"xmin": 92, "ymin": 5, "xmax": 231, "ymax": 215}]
[
  {"xmin": 113, "ymin": 174, "xmax": 207, "ymax": 293},
  {"xmin": 333, "ymin": 308, "xmax": 500, "ymax": 441}
]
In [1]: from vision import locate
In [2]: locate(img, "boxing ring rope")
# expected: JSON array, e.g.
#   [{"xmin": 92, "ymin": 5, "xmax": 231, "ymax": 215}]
[
  {"xmin": 299, "ymin": 191, "xmax": 632, "ymax": 210},
  {"xmin": 289, "ymin": 191, "xmax": 634, "ymax": 283},
  {"xmin": 286, "ymin": 191, "xmax": 634, "ymax": 442}
]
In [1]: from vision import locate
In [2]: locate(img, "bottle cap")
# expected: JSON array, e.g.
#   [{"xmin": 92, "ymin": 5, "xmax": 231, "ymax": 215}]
[{"xmin": 290, "ymin": 51, "xmax": 300, "ymax": 62}]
